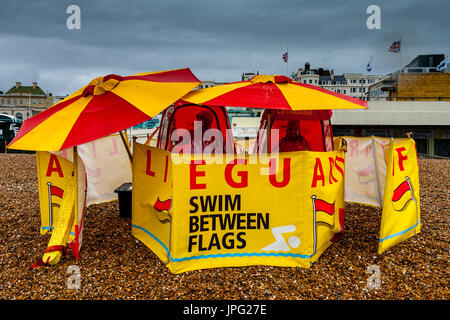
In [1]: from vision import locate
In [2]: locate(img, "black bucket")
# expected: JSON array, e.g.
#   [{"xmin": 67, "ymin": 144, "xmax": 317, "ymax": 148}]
[{"xmin": 114, "ymin": 182, "xmax": 132, "ymax": 218}]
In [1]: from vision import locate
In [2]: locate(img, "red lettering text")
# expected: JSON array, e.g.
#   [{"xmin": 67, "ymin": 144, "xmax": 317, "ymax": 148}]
[
  {"xmin": 46, "ymin": 154, "xmax": 64, "ymax": 177},
  {"xmin": 145, "ymin": 149, "xmax": 155, "ymax": 177},
  {"xmin": 269, "ymin": 158, "xmax": 291, "ymax": 188},
  {"xmin": 224, "ymin": 159, "xmax": 248, "ymax": 188},
  {"xmin": 311, "ymin": 158, "xmax": 325, "ymax": 188},
  {"xmin": 190, "ymin": 160, "xmax": 206, "ymax": 189}
]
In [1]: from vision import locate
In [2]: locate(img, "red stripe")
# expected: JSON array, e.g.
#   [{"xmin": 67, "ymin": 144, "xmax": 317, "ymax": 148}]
[
  {"xmin": 392, "ymin": 180, "xmax": 411, "ymax": 202},
  {"xmin": 50, "ymin": 186, "xmax": 64, "ymax": 198},
  {"xmin": 154, "ymin": 198, "xmax": 171, "ymax": 211},
  {"xmin": 202, "ymin": 83, "xmax": 292, "ymax": 109},
  {"xmin": 122, "ymin": 68, "xmax": 200, "ymax": 83},
  {"xmin": 60, "ymin": 92, "xmax": 151, "ymax": 150},
  {"xmin": 8, "ymin": 95, "xmax": 83, "ymax": 146},
  {"xmin": 290, "ymin": 82, "xmax": 368, "ymax": 108},
  {"xmin": 44, "ymin": 245, "xmax": 66, "ymax": 254},
  {"xmin": 314, "ymin": 199, "xmax": 335, "ymax": 215}
]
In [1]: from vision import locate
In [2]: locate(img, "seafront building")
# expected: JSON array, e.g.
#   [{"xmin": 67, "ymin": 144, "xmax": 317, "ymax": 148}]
[
  {"xmin": 1, "ymin": 54, "xmax": 449, "ymax": 156},
  {"xmin": 334, "ymin": 54, "xmax": 450, "ymax": 157},
  {"xmin": 0, "ymin": 82, "xmax": 65, "ymax": 121},
  {"xmin": 294, "ymin": 62, "xmax": 386, "ymax": 101},
  {"xmin": 367, "ymin": 54, "xmax": 449, "ymax": 101}
]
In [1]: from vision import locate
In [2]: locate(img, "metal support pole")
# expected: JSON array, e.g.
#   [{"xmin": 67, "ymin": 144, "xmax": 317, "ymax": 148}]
[{"xmin": 119, "ymin": 131, "xmax": 133, "ymax": 164}]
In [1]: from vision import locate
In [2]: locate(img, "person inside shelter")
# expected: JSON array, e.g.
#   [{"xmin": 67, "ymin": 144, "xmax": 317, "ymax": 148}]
[
  {"xmin": 172, "ymin": 109, "xmax": 215, "ymax": 154},
  {"xmin": 279, "ymin": 119, "xmax": 310, "ymax": 152}
]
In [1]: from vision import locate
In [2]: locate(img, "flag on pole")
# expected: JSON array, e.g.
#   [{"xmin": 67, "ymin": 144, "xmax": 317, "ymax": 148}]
[
  {"xmin": 313, "ymin": 197, "xmax": 335, "ymax": 227},
  {"xmin": 388, "ymin": 40, "xmax": 401, "ymax": 53},
  {"xmin": 366, "ymin": 57, "xmax": 373, "ymax": 72},
  {"xmin": 282, "ymin": 52, "xmax": 288, "ymax": 62},
  {"xmin": 436, "ymin": 58, "xmax": 447, "ymax": 72}
]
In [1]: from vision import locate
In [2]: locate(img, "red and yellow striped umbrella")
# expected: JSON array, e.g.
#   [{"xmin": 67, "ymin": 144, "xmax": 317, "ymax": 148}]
[
  {"xmin": 182, "ymin": 74, "xmax": 368, "ymax": 110},
  {"xmin": 8, "ymin": 68, "xmax": 200, "ymax": 151}
]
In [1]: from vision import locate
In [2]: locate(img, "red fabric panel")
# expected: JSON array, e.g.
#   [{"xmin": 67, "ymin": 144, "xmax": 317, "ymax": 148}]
[
  {"xmin": 167, "ymin": 105, "xmax": 219, "ymax": 152},
  {"xmin": 122, "ymin": 68, "xmax": 200, "ymax": 83},
  {"xmin": 163, "ymin": 104, "xmax": 234, "ymax": 154},
  {"xmin": 203, "ymin": 83, "xmax": 292, "ymax": 109},
  {"xmin": 271, "ymin": 119, "xmax": 325, "ymax": 152},
  {"xmin": 60, "ymin": 92, "xmax": 151, "ymax": 149},
  {"xmin": 9, "ymin": 95, "xmax": 83, "ymax": 146}
]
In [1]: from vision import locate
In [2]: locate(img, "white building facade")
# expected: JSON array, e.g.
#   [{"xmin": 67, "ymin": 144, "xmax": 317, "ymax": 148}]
[{"xmin": 294, "ymin": 63, "xmax": 386, "ymax": 101}]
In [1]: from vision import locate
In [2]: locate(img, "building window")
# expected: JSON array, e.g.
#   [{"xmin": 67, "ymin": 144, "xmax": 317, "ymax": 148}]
[
  {"xmin": 20, "ymin": 99, "xmax": 23, "ymax": 104},
  {"xmin": 0, "ymin": 99, "xmax": 3, "ymax": 104},
  {"xmin": 343, "ymin": 90, "xmax": 346, "ymax": 94},
  {"xmin": 38, "ymin": 99, "xmax": 42, "ymax": 104},
  {"xmin": 32, "ymin": 99, "xmax": 36, "ymax": 104},
  {"xmin": 7, "ymin": 99, "xmax": 10, "ymax": 104},
  {"xmin": 309, "ymin": 80, "xmax": 312, "ymax": 84},
  {"xmin": 14, "ymin": 99, "xmax": 17, "ymax": 104},
  {"xmin": 303, "ymin": 80, "xmax": 307, "ymax": 83}
]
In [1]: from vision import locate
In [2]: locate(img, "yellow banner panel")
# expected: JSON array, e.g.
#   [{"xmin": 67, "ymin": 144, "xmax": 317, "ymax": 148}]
[
  {"xmin": 36, "ymin": 151, "xmax": 75, "ymax": 236},
  {"xmin": 132, "ymin": 143, "xmax": 173, "ymax": 264},
  {"xmin": 378, "ymin": 139, "xmax": 421, "ymax": 254},
  {"xmin": 36, "ymin": 151, "xmax": 86, "ymax": 259},
  {"xmin": 132, "ymin": 142, "xmax": 345, "ymax": 274}
]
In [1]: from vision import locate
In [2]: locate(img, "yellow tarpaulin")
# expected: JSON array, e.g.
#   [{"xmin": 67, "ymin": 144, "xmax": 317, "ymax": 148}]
[
  {"xmin": 378, "ymin": 139, "xmax": 421, "ymax": 254},
  {"xmin": 36, "ymin": 150, "xmax": 86, "ymax": 260}
]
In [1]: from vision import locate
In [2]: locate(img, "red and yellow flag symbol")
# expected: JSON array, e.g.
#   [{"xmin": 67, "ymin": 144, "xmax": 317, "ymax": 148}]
[
  {"xmin": 154, "ymin": 198, "xmax": 172, "ymax": 212},
  {"xmin": 313, "ymin": 197, "xmax": 335, "ymax": 227},
  {"xmin": 391, "ymin": 178, "xmax": 414, "ymax": 211},
  {"xmin": 357, "ymin": 165, "xmax": 376, "ymax": 185}
]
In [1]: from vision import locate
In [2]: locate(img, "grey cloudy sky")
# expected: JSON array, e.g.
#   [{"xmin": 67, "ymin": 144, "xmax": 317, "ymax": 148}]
[{"xmin": 1, "ymin": 0, "xmax": 449, "ymax": 95}]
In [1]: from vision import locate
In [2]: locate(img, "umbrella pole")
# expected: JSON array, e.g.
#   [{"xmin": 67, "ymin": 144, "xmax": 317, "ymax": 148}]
[
  {"xmin": 73, "ymin": 146, "xmax": 79, "ymax": 249},
  {"xmin": 119, "ymin": 131, "xmax": 133, "ymax": 164}
]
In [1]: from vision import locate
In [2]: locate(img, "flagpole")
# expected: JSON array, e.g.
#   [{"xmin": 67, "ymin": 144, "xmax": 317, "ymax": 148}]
[
  {"xmin": 399, "ymin": 37, "xmax": 403, "ymax": 72},
  {"xmin": 369, "ymin": 56, "xmax": 372, "ymax": 101},
  {"xmin": 286, "ymin": 46, "xmax": 289, "ymax": 76}
]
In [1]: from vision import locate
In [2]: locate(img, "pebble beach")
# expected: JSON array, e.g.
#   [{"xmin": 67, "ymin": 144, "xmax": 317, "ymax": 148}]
[{"xmin": 0, "ymin": 154, "xmax": 448, "ymax": 300}]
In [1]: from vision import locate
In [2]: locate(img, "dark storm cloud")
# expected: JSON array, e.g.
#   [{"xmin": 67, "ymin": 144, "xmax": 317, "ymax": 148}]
[{"xmin": 0, "ymin": 0, "xmax": 448, "ymax": 95}]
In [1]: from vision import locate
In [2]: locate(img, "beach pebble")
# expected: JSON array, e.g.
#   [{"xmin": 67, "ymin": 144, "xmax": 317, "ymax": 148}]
[{"xmin": 0, "ymin": 154, "xmax": 448, "ymax": 300}]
